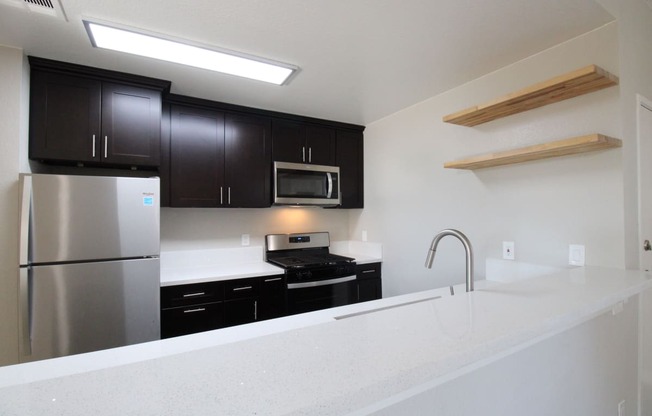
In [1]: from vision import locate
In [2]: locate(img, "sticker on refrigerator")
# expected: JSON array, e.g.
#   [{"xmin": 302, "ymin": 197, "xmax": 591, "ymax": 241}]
[{"xmin": 143, "ymin": 196, "xmax": 154, "ymax": 206}]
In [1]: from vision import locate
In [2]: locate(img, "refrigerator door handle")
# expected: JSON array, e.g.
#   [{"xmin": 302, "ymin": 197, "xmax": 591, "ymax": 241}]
[
  {"xmin": 19, "ymin": 174, "xmax": 31, "ymax": 266},
  {"xmin": 19, "ymin": 267, "xmax": 31, "ymax": 356}
]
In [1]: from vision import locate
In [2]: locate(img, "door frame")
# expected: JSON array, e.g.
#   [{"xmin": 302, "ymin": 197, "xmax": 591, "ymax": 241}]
[{"xmin": 636, "ymin": 94, "xmax": 652, "ymax": 271}]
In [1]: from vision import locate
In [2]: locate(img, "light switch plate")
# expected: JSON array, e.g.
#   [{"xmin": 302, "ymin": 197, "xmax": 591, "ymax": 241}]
[
  {"xmin": 569, "ymin": 244, "xmax": 585, "ymax": 266},
  {"xmin": 503, "ymin": 241, "xmax": 515, "ymax": 260}
]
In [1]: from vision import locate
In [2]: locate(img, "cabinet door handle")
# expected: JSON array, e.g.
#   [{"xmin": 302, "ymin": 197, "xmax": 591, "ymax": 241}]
[
  {"xmin": 233, "ymin": 286, "xmax": 252, "ymax": 291},
  {"xmin": 362, "ymin": 270, "xmax": 376, "ymax": 274},
  {"xmin": 182, "ymin": 292, "xmax": 206, "ymax": 298},
  {"xmin": 183, "ymin": 307, "xmax": 206, "ymax": 314},
  {"xmin": 302, "ymin": 146, "xmax": 306, "ymax": 162},
  {"xmin": 104, "ymin": 136, "xmax": 108, "ymax": 158},
  {"xmin": 254, "ymin": 300, "xmax": 258, "ymax": 321},
  {"xmin": 220, "ymin": 187, "xmax": 223, "ymax": 205},
  {"xmin": 309, "ymin": 147, "xmax": 312, "ymax": 163},
  {"xmin": 264, "ymin": 277, "xmax": 282, "ymax": 283},
  {"xmin": 92, "ymin": 134, "xmax": 96, "ymax": 158},
  {"xmin": 228, "ymin": 187, "xmax": 231, "ymax": 205}
]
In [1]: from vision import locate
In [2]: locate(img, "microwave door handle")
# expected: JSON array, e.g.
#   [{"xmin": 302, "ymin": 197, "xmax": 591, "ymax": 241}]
[{"xmin": 326, "ymin": 172, "xmax": 333, "ymax": 198}]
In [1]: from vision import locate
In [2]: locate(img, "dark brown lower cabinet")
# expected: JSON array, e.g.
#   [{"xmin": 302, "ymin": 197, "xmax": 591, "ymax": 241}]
[
  {"xmin": 161, "ymin": 302, "xmax": 224, "ymax": 339},
  {"xmin": 356, "ymin": 263, "xmax": 382, "ymax": 302},
  {"xmin": 161, "ymin": 274, "xmax": 286, "ymax": 339}
]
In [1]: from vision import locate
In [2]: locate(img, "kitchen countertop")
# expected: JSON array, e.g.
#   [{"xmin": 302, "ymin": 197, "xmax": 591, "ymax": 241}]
[
  {"xmin": 1, "ymin": 266, "xmax": 649, "ymax": 415},
  {"xmin": 160, "ymin": 242, "xmax": 383, "ymax": 286}
]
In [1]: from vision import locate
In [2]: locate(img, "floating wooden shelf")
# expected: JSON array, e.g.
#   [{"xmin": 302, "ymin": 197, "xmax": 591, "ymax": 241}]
[
  {"xmin": 443, "ymin": 65, "xmax": 619, "ymax": 127},
  {"xmin": 444, "ymin": 134, "xmax": 622, "ymax": 170}
]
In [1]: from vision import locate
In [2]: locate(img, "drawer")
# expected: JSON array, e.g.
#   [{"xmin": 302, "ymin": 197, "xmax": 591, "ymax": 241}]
[
  {"xmin": 224, "ymin": 277, "xmax": 259, "ymax": 300},
  {"xmin": 259, "ymin": 275, "xmax": 285, "ymax": 291},
  {"xmin": 356, "ymin": 262, "xmax": 381, "ymax": 280},
  {"xmin": 161, "ymin": 301, "xmax": 224, "ymax": 339},
  {"xmin": 161, "ymin": 281, "xmax": 224, "ymax": 308}
]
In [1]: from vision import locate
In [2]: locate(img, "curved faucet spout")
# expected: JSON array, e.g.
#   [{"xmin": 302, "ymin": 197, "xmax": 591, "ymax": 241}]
[{"xmin": 425, "ymin": 229, "xmax": 474, "ymax": 292}]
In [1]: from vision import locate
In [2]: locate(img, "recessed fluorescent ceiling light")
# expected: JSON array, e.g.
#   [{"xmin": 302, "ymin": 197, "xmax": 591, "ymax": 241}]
[{"xmin": 84, "ymin": 21, "xmax": 298, "ymax": 85}]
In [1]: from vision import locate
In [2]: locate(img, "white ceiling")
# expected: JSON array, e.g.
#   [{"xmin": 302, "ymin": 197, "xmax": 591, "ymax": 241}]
[{"xmin": 0, "ymin": 0, "xmax": 613, "ymax": 125}]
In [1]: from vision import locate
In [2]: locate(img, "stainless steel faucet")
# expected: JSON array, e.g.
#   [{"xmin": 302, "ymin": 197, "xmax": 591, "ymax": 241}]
[{"xmin": 425, "ymin": 229, "xmax": 474, "ymax": 292}]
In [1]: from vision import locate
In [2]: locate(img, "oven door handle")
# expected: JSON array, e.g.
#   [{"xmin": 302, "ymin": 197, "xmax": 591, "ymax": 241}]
[{"xmin": 287, "ymin": 275, "xmax": 356, "ymax": 289}]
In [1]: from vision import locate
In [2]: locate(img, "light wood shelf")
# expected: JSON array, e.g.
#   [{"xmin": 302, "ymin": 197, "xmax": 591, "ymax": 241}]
[
  {"xmin": 444, "ymin": 134, "xmax": 622, "ymax": 170},
  {"xmin": 443, "ymin": 65, "xmax": 619, "ymax": 127}
]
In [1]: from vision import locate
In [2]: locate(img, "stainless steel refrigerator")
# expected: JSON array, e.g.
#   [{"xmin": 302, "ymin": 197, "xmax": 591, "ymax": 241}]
[{"xmin": 18, "ymin": 174, "xmax": 161, "ymax": 362}]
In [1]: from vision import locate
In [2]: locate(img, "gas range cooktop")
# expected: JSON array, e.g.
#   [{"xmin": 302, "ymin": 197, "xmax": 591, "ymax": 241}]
[{"xmin": 264, "ymin": 232, "xmax": 354, "ymax": 269}]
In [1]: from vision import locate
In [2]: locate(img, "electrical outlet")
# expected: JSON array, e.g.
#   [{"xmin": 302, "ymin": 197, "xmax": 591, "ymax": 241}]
[
  {"xmin": 503, "ymin": 241, "xmax": 515, "ymax": 260},
  {"xmin": 241, "ymin": 234, "xmax": 250, "ymax": 246},
  {"xmin": 569, "ymin": 244, "xmax": 585, "ymax": 266},
  {"xmin": 618, "ymin": 400, "xmax": 625, "ymax": 416},
  {"xmin": 362, "ymin": 230, "xmax": 368, "ymax": 242}
]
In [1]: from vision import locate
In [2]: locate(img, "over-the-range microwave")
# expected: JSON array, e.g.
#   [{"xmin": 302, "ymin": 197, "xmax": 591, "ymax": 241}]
[{"xmin": 273, "ymin": 161, "xmax": 340, "ymax": 207}]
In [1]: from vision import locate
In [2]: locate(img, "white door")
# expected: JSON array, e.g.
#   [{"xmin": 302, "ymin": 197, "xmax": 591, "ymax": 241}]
[{"xmin": 638, "ymin": 95, "xmax": 652, "ymax": 271}]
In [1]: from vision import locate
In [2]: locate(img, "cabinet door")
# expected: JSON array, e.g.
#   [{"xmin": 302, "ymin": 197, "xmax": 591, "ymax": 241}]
[
  {"xmin": 224, "ymin": 299, "xmax": 257, "ymax": 327},
  {"xmin": 336, "ymin": 130, "xmax": 364, "ymax": 208},
  {"xmin": 356, "ymin": 263, "xmax": 382, "ymax": 302},
  {"xmin": 257, "ymin": 275, "xmax": 287, "ymax": 321},
  {"xmin": 306, "ymin": 125, "xmax": 336, "ymax": 165},
  {"xmin": 101, "ymin": 83, "xmax": 162, "ymax": 167},
  {"xmin": 161, "ymin": 302, "xmax": 224, "ymax": 339},
  {"xmin": 29, "ymin": 70, "xmax": 101, "ymax": 163},
  {"xmin": 224, "ymin": 113, "xmax": 272, "ymax": 207},
  {"xmin": 357, "ymin": 279, "xmax": 382, "ymax": 302},
  {"xmin": 271, "ymin": 119, "xmax": 305, "ymax": 163},
  {"xmin": 170, "ymin": 105, "xmax": 225, "ymax": 207}
]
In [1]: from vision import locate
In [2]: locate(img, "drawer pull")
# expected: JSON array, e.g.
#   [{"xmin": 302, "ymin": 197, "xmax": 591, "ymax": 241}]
[
  {"xmin": 233, "ymin": 286, "xmax": 253, "ymax": 291},
  {"xmin": 362, "ymin": 270, "xmax": 376, "ymax": 274},
  {"xmin": 183, "ymin": 308, "xmax": 206, "ymax": 314},
  {"xmin": 264, "ymin": 277, "xmax": 282, "ymax": 283},
  {"xmin": 183, "ymin": 292, "xmax": 206, "ymax": 298}
]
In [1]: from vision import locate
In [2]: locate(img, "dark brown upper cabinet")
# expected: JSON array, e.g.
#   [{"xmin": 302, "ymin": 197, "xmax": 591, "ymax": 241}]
[
  {"xmin": 169, "ymin": 104, "xmax": 271, "ymax": 208},
  {"xmin": 336, "ymin": 130, "xmax": 364, "ymax": 208},
  {"xmin": 272, "ymin": 119, "xmax": 336, "ymax": 165},
  {"xmin": 28, "ymin": 57, "xmax": 170, "ymax": 169}
]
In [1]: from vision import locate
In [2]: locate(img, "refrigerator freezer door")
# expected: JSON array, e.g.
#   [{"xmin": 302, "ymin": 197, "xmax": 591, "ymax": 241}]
[
  {"xmin": 23, "ymin": 174, "xmax": 159, "ymax": 264},
  {"xmin": 22, "ymin": 258, "xmax": 160, "ymax": 362}
]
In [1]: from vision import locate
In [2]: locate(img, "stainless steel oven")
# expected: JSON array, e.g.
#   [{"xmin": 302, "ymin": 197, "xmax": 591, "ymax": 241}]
[
  {"xmin": 273, "ymin": 162, "xmax": 340, "ymax": 207},
  {"xmin": 265, "ymin": 232, "xmax": 357, "ymax": 315}
]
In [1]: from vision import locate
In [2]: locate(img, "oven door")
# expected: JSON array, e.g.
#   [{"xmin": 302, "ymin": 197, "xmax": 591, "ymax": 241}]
[
  {"xmin": 274, "ymin": 161, "xmax": 340, "ymax": 206},
  {"xmin": 286, "ymin": 275, "xmax": 357, "ymax": 315}
]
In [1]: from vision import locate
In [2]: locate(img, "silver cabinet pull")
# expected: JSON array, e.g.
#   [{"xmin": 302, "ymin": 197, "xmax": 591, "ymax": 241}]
[
  {"xmin": 254, "ymin": 300, "xmax": 258, "ymax": 321},
  {"xmin": 183, "ymin": 308, "xmax": 206, "ymax": 314},
  {"xmin": 302, "ymin": 146, "xmax": 306, "ymax": 162},
  {"xmin": 233, "ymin": 286, "xmax": 252, "ymax": 291},
  {"xmin": 264, "ymin": 277, "xmax": 282, "ymax": 283},
  {"xmin": 104, "ymin": 136, "xmax": 108, "ymax": 158},
  {"xmin": 228, "ymin": 187, "xmax": 231, "ymax": 205},
  {"xmin": 220, "ymin": 187, "xmax": 223, "ymax": 205},
  {"xmin": 362, "ymin": 269, "xmax": 376, "ymax": 274},
  {"xmin": 309, "ymin": 147, "xmax": 312, "ymax": 163},
  {"xmin": 92, "ymin": 134, "xmax": 96, "ymax": 158},
  {"xmin": 182, "ymin": 292, "xmax": 205, "ymax": 298}
]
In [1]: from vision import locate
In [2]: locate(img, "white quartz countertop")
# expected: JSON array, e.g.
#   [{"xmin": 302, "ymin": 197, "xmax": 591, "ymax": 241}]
[
  {"xmin": 1, "ymin": 266, "xmax": 650, "ymax": 415},
  {"xmin": 160, "ymin": 242, "xmax": 382, "ymax": 286}
]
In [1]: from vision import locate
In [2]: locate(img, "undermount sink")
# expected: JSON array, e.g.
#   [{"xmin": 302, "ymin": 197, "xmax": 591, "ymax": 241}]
[{"xmin": 334, "ymin": 296, "xmax": 442, "ymax": 320}]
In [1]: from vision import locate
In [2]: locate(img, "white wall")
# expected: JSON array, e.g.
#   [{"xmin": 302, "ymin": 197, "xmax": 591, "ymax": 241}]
[
  {"xmin": 352, "ymin": 23, "xmax": 624, "ymax": 297},
  {"xmin": 0, "ymin": 45, "xmax": 25, "ymax": 366}
]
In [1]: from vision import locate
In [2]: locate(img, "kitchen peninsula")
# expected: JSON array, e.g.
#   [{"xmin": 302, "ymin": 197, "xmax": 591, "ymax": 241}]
[{"xmin": 0, "ymin": 267, "xmax": 649, "ymax": 415}]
